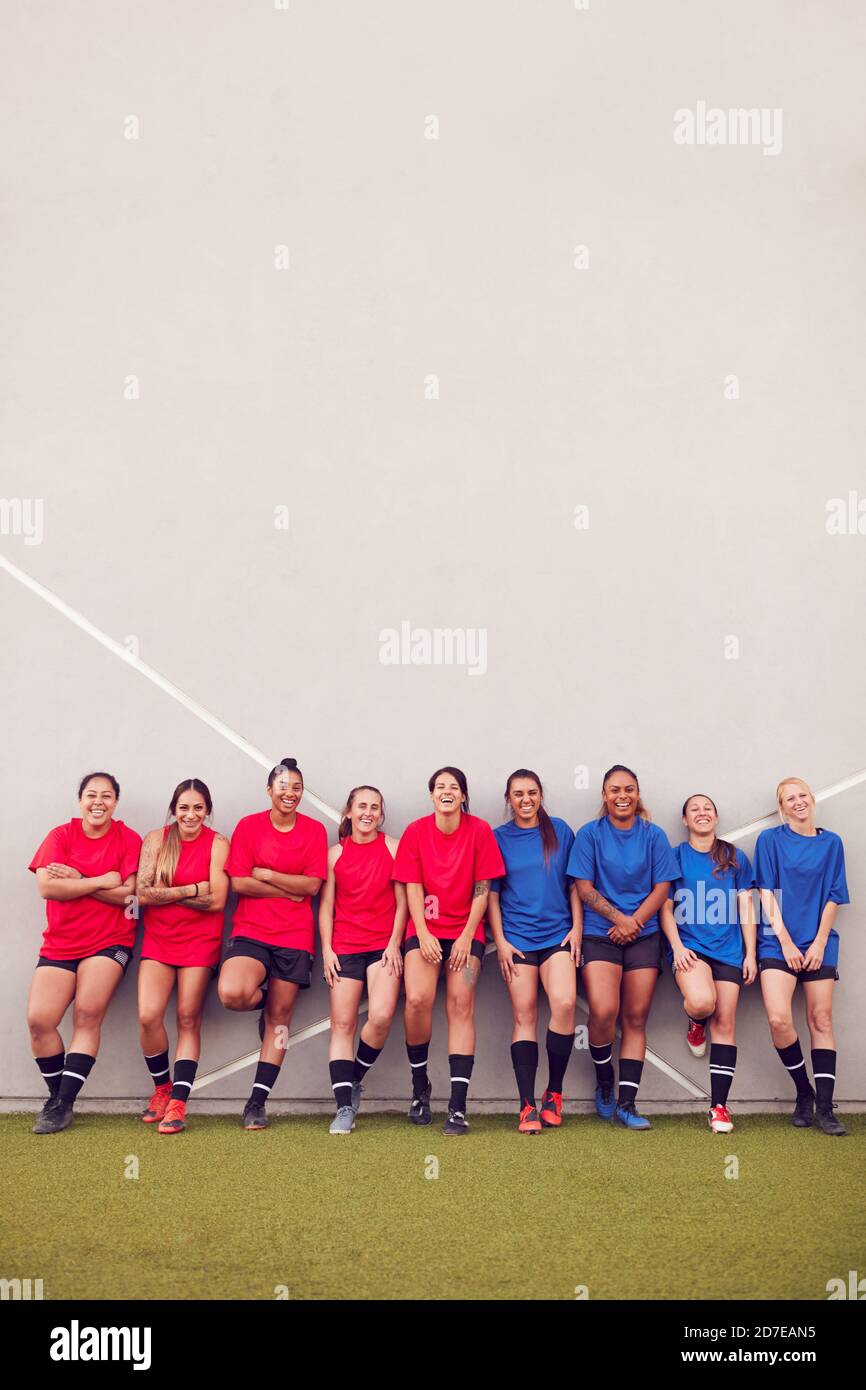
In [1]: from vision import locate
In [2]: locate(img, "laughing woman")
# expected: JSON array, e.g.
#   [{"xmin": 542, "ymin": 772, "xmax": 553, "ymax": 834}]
[
  {"xmin": 488, "ymin": 769, "xmax": 582, "ymax": 1134},
  {"xmin": 27, "ymin": 772, "xmax": 142, "ymax": 1134},
  {"xmin": 319, "ymin": 785, "xmax": 407, "ymax": 1134},
  {"xmin": 136, "ymin": 779, "xmax": 229, "ymax": 1134},
  {"xmin": 755, "ymin": 777, "xmax": 849, "ymax": 1137},
  {"xmin": 218, "ymin": 758, "xmax": 328, "ymax": 1130},
  {"xmin": 659, "ymin": 794, "xmax": 756, "ymax": 1134},
  {"xmin": 392, "ymin": 767, "xmax": 505, "ymax": 1136},
  {"xmin": 567, "ymin": 765, "xmax": 679, "ymax": 1131}
]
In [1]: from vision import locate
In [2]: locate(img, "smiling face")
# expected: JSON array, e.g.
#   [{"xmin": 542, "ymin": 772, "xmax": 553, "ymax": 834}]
[
  {"xmin": 603, "ymin": 772, "xmax": 639, "ymax": 823},
  {"xmin": 430, "ymin": 773, "xmax": 464, "ymax": 816},
  {"xmin": 779, "ymin": 781, "xmax": 814, "ymax": 827},
  {"xmin": 508, "ymin": 777, "xmax": 541, "ymax": 827},
  {"xmin": 79, "ymin": 776, "xmax": 117, "ymax": 831},
  {"xmin": 348, "ymin": 788, "xmax": 382, "ymax": 838},
  {"xmin": 683, "ymin": 795, "xmax": 718, "ymax": 837},
  {"xmin": 174, "ymin": 788, "xmax": 209, "ymax": 837},
  {"xmin": 268, "ymin": 771, "xmax": 303, "ymax": 817}
]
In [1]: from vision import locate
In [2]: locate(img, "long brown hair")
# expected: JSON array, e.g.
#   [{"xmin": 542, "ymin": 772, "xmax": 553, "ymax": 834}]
[
  {"xmin": 682, "ymin": 793, "xmax": 737, "ymax": 878},
  {"xmin": 598, "ymin": 764, "xmax": 651, "ymax": 821},
  {"xmin": 155, "ymin": 779, "xmax": 213, "ymax": 886},
  {"xmin": 504, "ymin": 768, "xmax": 559, "ymax": 866},
  {"xmin": 339, "ymin": 785, "xmax": 386, "ymax": 840}
]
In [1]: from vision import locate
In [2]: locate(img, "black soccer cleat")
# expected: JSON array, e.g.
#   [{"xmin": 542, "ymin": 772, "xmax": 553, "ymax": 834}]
[
  {"xmin": 791, "ymin": 1091, "xmax": 815, "ymax": 1128},
  {"xmin": 242, "ymin": 1099, "xmax": 268, "ymax": 1130},
  {"xmin": 33, "ymin": 1097, "xmax": 74, "ymax": 1134},
  {"xmin": 443, "ymin": 1108, "xmax": 469, "ymax": 1137},
  {"xmin": 815, "ymin": 1103, "xmax": 846, "ymax": 1137},
  {"xmin": 408, "ymin": 1083, "xmax": 432, "ymax": 1126}
]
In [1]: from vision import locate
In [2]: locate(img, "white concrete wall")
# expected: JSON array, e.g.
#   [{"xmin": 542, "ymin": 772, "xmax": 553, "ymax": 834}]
[{"xmin": 1, "ymin": 1, "xmax": 863, "ymax": 1105}]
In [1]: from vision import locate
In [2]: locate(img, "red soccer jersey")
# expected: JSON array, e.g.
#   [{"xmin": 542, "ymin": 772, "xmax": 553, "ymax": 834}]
[
  {"xmin": 332, "ymin": 832, "xmax": 398, "ymax": 953},
  {"xmin": 141, "ymin": 825, "xmax": 225, "ymax": 968},
  {"xmin": 392, "ymin": 813, "xmax": 505, "ymax": 943},
  {"xmin": 29, "ymin": 818, "xmax": 142, "ymax": 959},
  {"xmin": 226, "ymin": 810, "xmax": 328, "ymax": 952}
]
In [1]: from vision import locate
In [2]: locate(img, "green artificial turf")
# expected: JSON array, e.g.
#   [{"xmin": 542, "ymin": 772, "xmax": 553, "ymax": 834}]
[{"xmin": 2, "ymin": 1112, "xmax": 863, "ymax": 1301}]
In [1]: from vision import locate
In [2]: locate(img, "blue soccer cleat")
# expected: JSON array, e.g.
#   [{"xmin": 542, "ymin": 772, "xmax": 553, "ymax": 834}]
[
  {"xmin": 595, "ymin": 1084, "xmax": 616, "ymax": 1120},
  {"xmin": 612, "ymin": 1101, "xmax": 651, "ymax": 1130}
]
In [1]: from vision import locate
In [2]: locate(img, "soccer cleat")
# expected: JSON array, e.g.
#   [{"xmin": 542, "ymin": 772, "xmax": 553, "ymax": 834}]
[
  {"xmin": 792, "ymin": 1091, "xmax": 815, "ymax": 1128},
  {"xmin": 32, "ymin": 1095, "xmax": 65, "ymax": 1134},
  {"xmin": 443, "ymin": 1109, "xmax": 469, "ymax": 1136},
  {"xmin": 141, "ymin": 1081, "xmax": 172, "ymax": 1123},
  {"xmin": 33, "ymin": 1097, "xmax": 74, "ymax": 1134},
  {"xmin": 613, "ymin": 1101, "xmax": 651, "ymax": 1130},
  {"xmin": 350, "ymin": 1080, "xmax": 363, "ymax": 1115},
  {"xmin": 158, "ymin": 1099, "xmax": 187, "ymax": 1134},
  {"xmin": 518, "ymin": 1103, "xmax": 542, "ymax": 1134},
  {"xmin": 686, "ymin": 1022, "xmax": 707, "ymax": 1057},
  {"xmin": 242, "ymin": 1099, "xmax": 268, "ymax": 1130},
  {"xmin": 815, "ymin": 1103, "xmax": 846, "ymax": 1137},
  {"xmin": 329, "ymin": 1105, "xmax": 356, "ymax": 1135},
  {"xmin": 708, "ymin": 1104, "xmax": 733, "ymax": 1134},
  {"xmin": 408, "ymin": 1083, "xmax": 432, "ymax": 1126},
  {"xmin": 594, "ymin": 1084, "xmax": 616, "ymax": 1120},
  {"xmin": 540, "ymin": 1090, "xmax": 563, "ymax": 1128}
]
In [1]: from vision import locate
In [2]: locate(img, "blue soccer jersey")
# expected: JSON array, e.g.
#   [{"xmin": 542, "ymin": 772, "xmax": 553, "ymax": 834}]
[
  {"xmin": 492, "ymin": 817, "xmax": 575, "ymax": 951},
  {"xmin": 667, "ymin": 841, "xmax": 754, "ymax": 968},
  {"xmin": 566, "ymin": 816, "xmax": 679, "ymax": 939},
  {"xmin": 753, "ymin": 824, "xmax": 849, "ymax": 965}
]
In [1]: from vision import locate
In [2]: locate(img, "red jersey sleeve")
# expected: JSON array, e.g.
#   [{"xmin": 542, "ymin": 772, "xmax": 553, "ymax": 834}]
[
  {"xmin": 392, "ymin": 821, "xmax": 422, "ymax": 884},
  {"xmin": 29, "ymin": 824, "xmax": 68, "ymax": 873},
  {"xmin": 225, "ymin": 819, "xmax": 254, "ymax": 879},
  {"xmin": 119, "ymin": 826, "xmax": 143, "ymax": 879},
  {"xmin": 305, "ymin": 821, "xmax": 329, "ymax": 881},
  {"xmin": 474, "ymin": 820, "xmax": 507, "ymax": 881}
]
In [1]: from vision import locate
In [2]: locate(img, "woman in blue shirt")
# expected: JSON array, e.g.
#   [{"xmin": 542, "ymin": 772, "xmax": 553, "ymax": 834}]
[
  {"xmin": 754, "ymin": 777, "xmax": 849, "ymax": 1137},
  {"xmin": 659, "ymin": 794, "xmax": 756, "ymax": 1134},
  {"xmin": 488, "ymin": 770, "xmax": 582, "ymax": 1134},
  {"xmin": 567, "ymin": 764, "xmax": 679, "ymax": 1130}
]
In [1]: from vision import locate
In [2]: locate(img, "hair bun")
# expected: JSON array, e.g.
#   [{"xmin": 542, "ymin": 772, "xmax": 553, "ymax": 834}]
[{"xmin": 281, "ymin": 756, "xmax": 297, "ymax": 770}]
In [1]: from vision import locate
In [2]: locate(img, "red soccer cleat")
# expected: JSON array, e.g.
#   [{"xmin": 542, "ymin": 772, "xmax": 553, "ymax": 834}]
[
  {"xmin": 141, "ymin": 1082, "xmax": 172, "ymax": 1123},
  {"xmin": 686, "ymin": 1022, "xmax": 707, "ymax": 1057},
  {"xmin": 540, "ymin": 1090, "xmax": 563, "ymax": 1127},
  {"xmin": 708, "ymin": 1104, "xmax": 733, "ymax": 1134},
  {"xmin": 518, "ymin": 1103, "xmax": 542, "ymax": 1134}
]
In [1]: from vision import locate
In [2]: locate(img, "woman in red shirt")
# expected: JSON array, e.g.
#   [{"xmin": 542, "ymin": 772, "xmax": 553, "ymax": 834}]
[
  {"xmin": 318, "ymin": 785, "xmax": 407, "ymax": 1134},
  {"xmin": 219, "ymin": 757, "xmax": 328, "ymax": 1130},
  {"xmin": 136, "ymin": 779, "xmax": 230, "ymax": 1135},
  {"xmin": 392, "ymin": 766, "xmax": 505, "ymax": 1136},
  {"xmin": 27, "ymin": 771, "xmax": 142, "ymax": 1134}
]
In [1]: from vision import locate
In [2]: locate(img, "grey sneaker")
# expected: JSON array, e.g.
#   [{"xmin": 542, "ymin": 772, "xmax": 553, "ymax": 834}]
[
  {"xmin": 33, "ymin": 1097, "xmax": 73, "ymax": 1134},
  {"xmin": 329, "ymin": 1105, "xmax": 356, "ymax": 1135},
  {"xmin": 351, "ymin": 1080, "xmax": 363, "ymax": 1114}
]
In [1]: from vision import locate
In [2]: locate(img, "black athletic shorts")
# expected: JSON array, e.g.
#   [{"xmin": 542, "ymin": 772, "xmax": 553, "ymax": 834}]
[
  {"xmin": 333, "ymin": 948, "xmax": 386, "ymax": 982},
  {"xmin": 581, "ymin": 933, "xmax": 662, "ymax": 973},
  {"xmin": 36, "ymin": 944, "xmax": 133, "ymax": 976},
  {"xmin": 222, "ymin": 936, "xmax": 313, "ymax": 989},
  {"xmin": 758, "ymin": 958, "xmax": 839, "ymax": 984},
  {"xmin": 509, "ymin": 941, "xmax": 574, "ymax": 967},
  {"xmin": 402, "ymin": 936, "xmax": 485, "ymax": 963},
  {"xmin": 675, "ymin": 950, "xmax": 742, "ymax": 985}
]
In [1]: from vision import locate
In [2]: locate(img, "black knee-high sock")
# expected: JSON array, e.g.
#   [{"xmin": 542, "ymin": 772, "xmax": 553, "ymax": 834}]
[
  {"xmin": 510, "ymin": 1040, "xmax": 538, "ymax": 1108},
  {"xmin": 248, "ymin": 1060, "xmax": 281, "ymax": 1106},
  {"xmin": 35, "ymin": 1051, "xmax": 65, "ymax": 1098},
  {"xmin": 329, "ymin": 1059, "xmax": 354, "ymax": 1110},
  {"xmin": 448, "ymin": 1054, "xmax": 474, "ymax": 1112},
  {"xmin": 811, "ymin": 1049, "xmax": 836, "ymax": 1107},
  {"xmin": 407, "ymin": 1041, "xmax": 430, "ymax": 1097},
  {"xmin": 617, "ymin": 1058, "xmax": 643, "ymax": 1107},
  {"xmin": 353, "ymin": 1038, "xmax": 381, "ymax": 1084},
  {"xmin": 170, "ymin": 1058, "xmax": 197, "ymax": 1103},
  {"xmin": 545, "ymin": 1030, "xmax": 573, "ymax": 1095},
  {"xmin": 144, "ymin": 1050, "xmax": 171, "ymax": 1087},
  {"xmin": 589, "ymin": 1041, "xmax": 614, "ymax": 1090},
  {"xmin": 776, "ymin": 1040, "xmax": 813, "ymax": 1097},
  {"xmin": 709, "ymin": 1044, "xmax": 737, "ymax": 1107},
  {"xmin": 57, "ymin": 1053, "xmax": 95, "ymax": 1104}
]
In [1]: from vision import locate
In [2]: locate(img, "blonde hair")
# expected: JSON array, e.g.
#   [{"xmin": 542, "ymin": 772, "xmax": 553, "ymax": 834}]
[{"xmin": 775, "ymin": 777, "xmax": 815, "ymax": 825}]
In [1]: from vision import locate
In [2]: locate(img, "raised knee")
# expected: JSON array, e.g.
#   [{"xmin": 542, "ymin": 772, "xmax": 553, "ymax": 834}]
[
  {"xmin": 218, "ymin": 984, "xmax": 249, "ymax": 1011},
  {"xmin": 685, "ymin": 993, "xmax": 715, "ymax": 1020}
]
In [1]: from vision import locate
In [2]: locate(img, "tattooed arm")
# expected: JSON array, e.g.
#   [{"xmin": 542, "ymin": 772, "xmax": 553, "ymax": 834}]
[{"xmin": 136, "ymin": 830, "xmax": 202, "ymax": 907}]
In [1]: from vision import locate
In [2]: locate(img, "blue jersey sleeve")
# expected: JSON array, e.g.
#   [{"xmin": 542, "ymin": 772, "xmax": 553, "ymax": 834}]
[
  {"xmin": 752, "ymin": 830, "xmax": 777, "ymax": 890},
  {"xmin": 734, "ymin": 849, "xmax": 754, "ymax": 891},
  {"xmin": 650, "ymin": 825, "xmax": 679, "ymax": 883},
  {"xmin": 828, "ymin": 836, "xmax": 850, "ymax": 906},
  {"xmin": 567, "ymin": 823, "xmax": 596, "ymax": 881},
  {"xmin": 490, "ymin": 827, "xmax": 506, "ymax": 894},
  {"xmin": 557, "ymin": 821, "xmax": 576, "ymax": 879}
]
